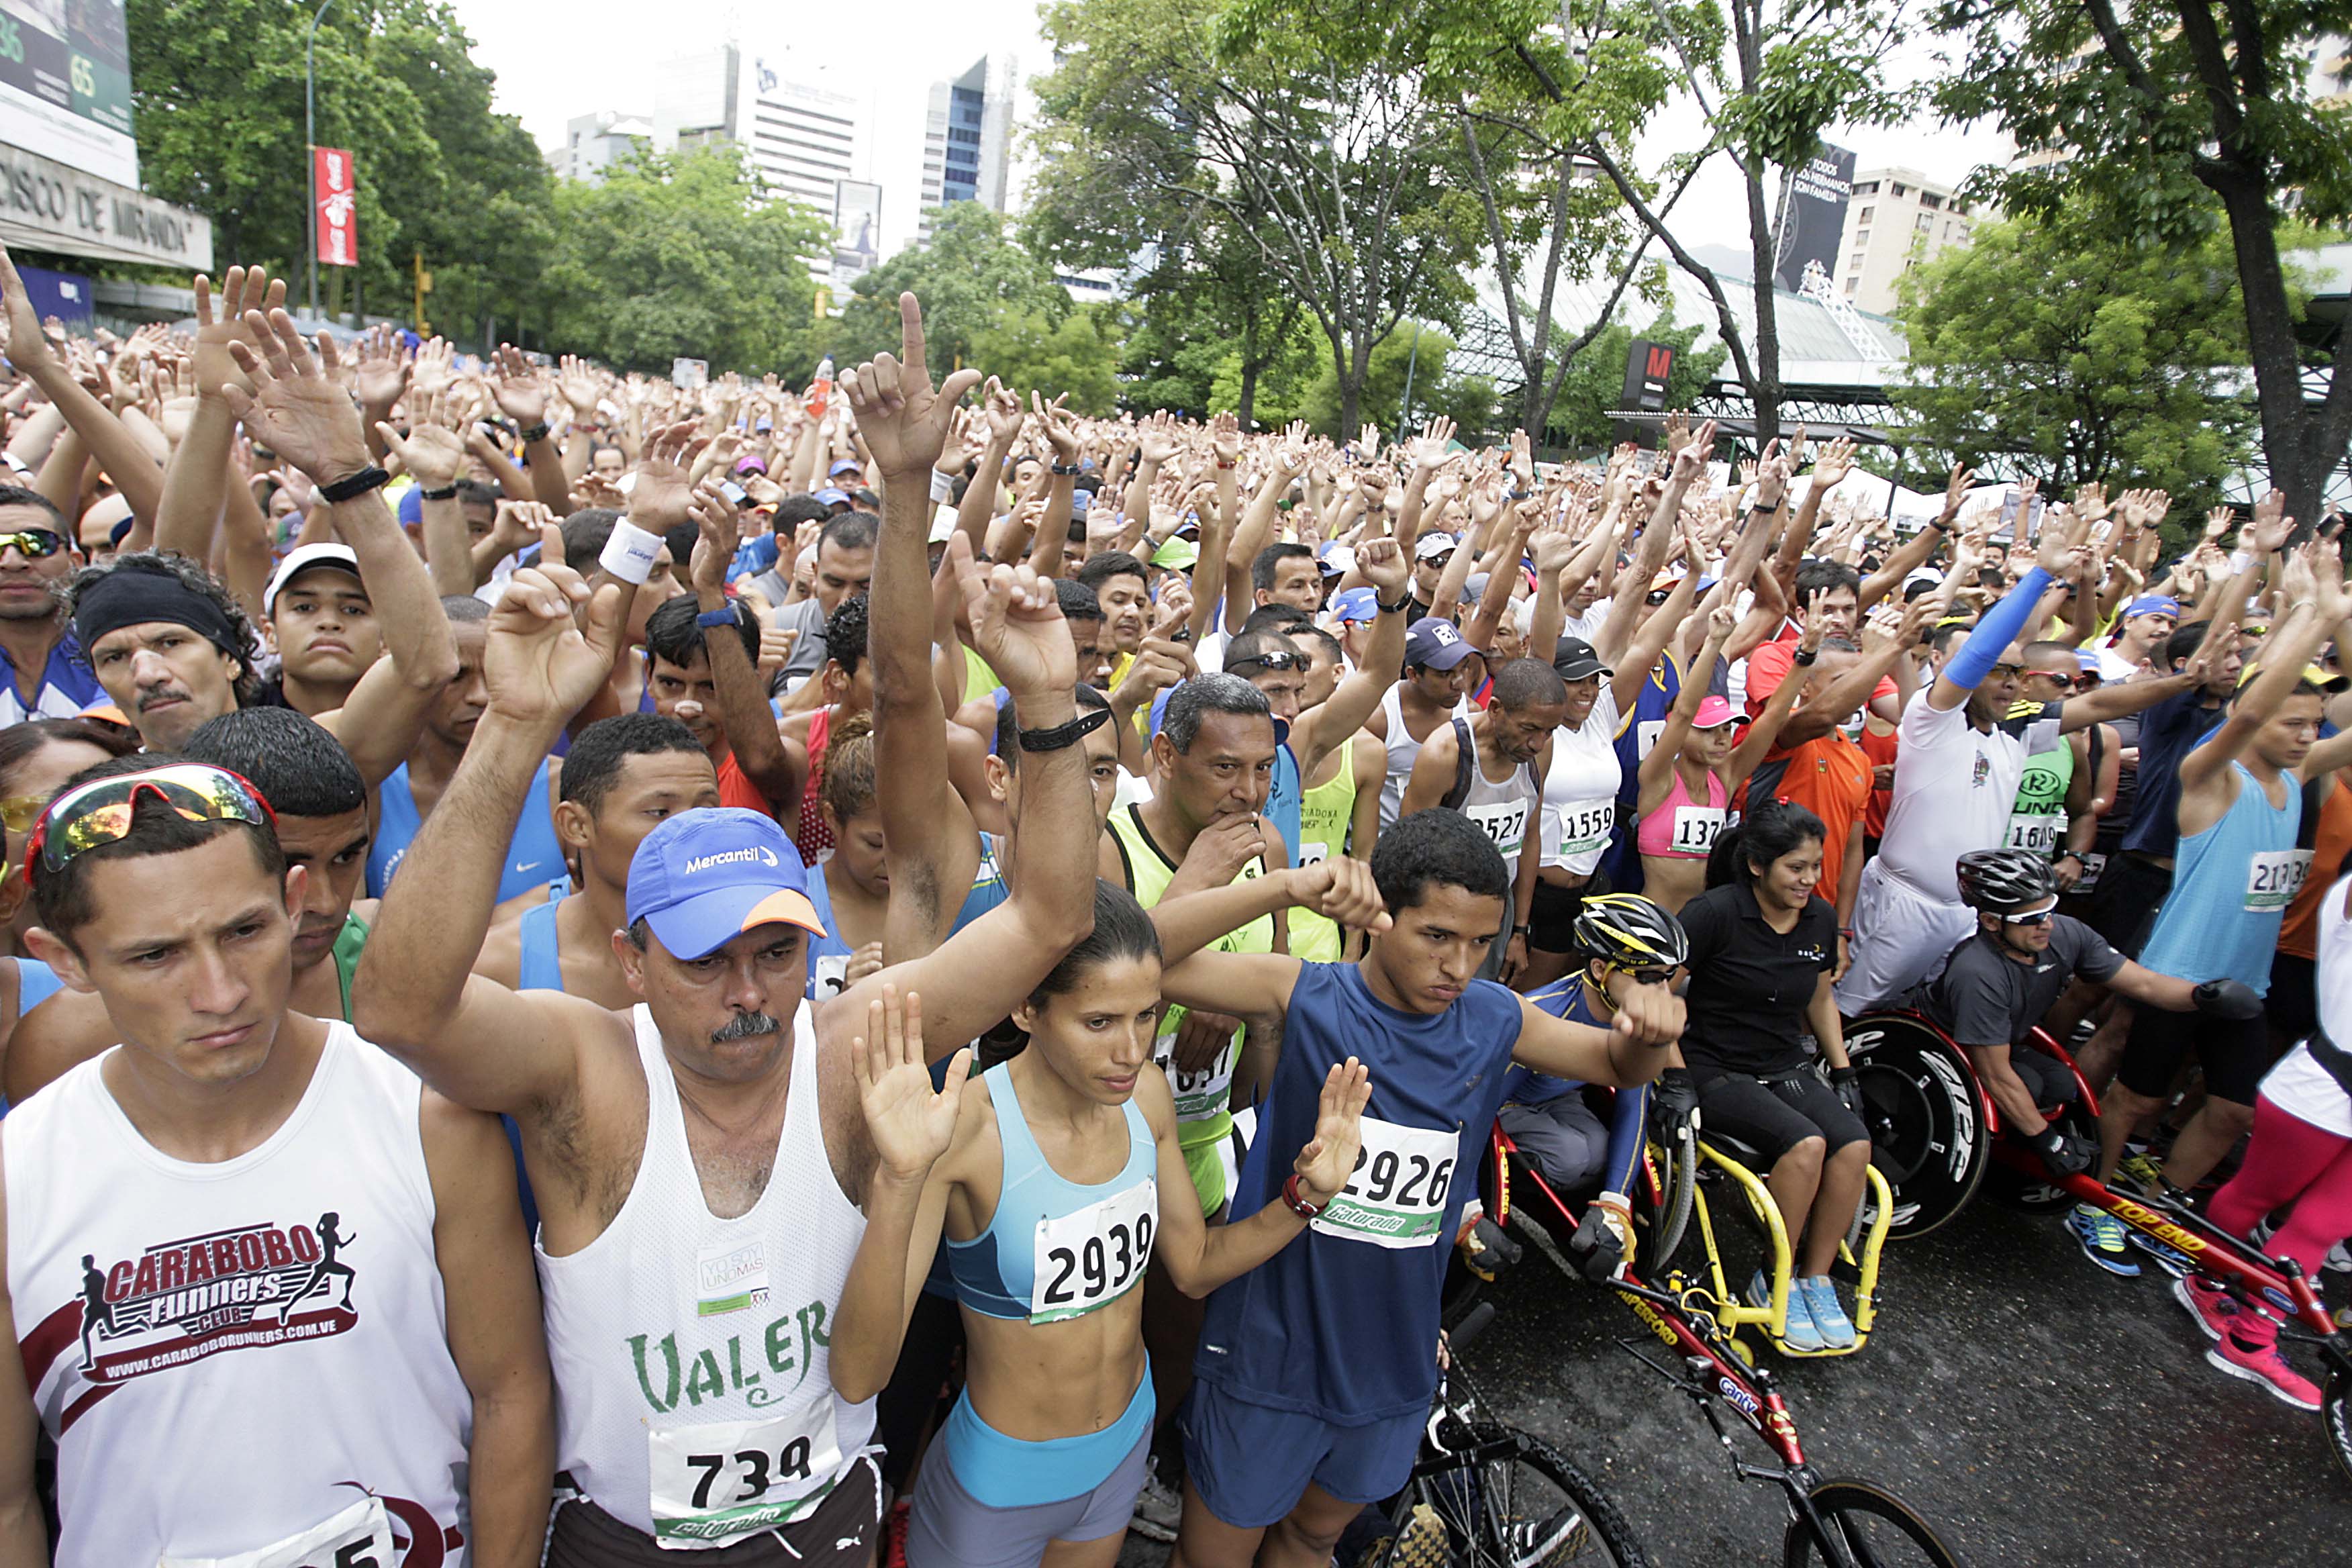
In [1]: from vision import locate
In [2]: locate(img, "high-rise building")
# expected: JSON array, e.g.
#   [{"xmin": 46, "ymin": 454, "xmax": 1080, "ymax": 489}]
[
  {"xmin": 642, "ymin": 44, "xmax": 877, "ymax": 287},
  {"xmin": 1830, "ymin": 167, "xmax": 1987, "ymax": 315},
  {"xmin": 918, "ymin": 55, "xmax": 1018, "ymax": 243},
  {"xmin": 546, "ymin": 110, "xmax": 654, "ymax": 185}
]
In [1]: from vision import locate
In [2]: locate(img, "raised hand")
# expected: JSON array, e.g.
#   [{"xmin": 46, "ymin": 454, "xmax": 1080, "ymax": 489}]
[
  {"xmin": 411, "ymin": 336, "xmax": 455, "ymax": 397},
  {"xmin": 1292, "ymin": 1058, "xmax": 1372, "ymax": 1206},
  {"xmin": 685, "ymin": 481, "xmax": 739, "ymax": 595},
  {"xmin": 556, "ymin": 354, "xmax": 601, "ymax": 419},
  {"xmin": 1939, "ymin": 460, "xmax": 1976, "ymax": 522},
  {"xmin": 851, "ymin": 985, "xmax": 966, "ymax": 1180},
  {"xmin": 1752, "ymin": 438, "xmax": 1792, "ymax": 509},
  {"xmin": 375, "ymin": 387, "xmax": 466, "ymax": 489},
  {"xmin": 2250, "ymin": 489, "xmax": 2294, "ymax": 555},
  {"xmin": 1291, "ymin": 856, "xmax": 1392, "ymax": 933},
  {"xmin": 948, "ymin": 531, "xmax": 1077, "ymax": 697},
  {"xmin": 1033, "ymin": 390, "xmax": 1080, "ymax": 464},
  {"xmin": 1413, "ymin": 414, "xmax": 1457, "ymax": 469},
  {"xmin": 1211, "ymin": 409, "xmax": 1242, "ymax": 467},
  {"xmin": 1354, "ymin": 534, "xmax": 1408, "ymax": 599},
  {"xmin": 483, "ymin": 540, "xmax": 628, "ymax": 727},
  {"xmin": 353, "ymin": 323, "xmax": 409, "ymax": 411},
  {"xmin": 628, "ymin": 419, "xmax": 710, "ymax": 530},
  {"xmin": 1812, "ymin": 436, "xmax": 1856, "ymax": 489},
  {"xmin": 490, "ymin": 344, "xmax": 548, "ymax": 428},
  {"xmin": 190, "ymin": 266, "xmax": 283, "ymax": 399},
  {"xmin": 842, "ymin": 293, "xmax": 983, "ymax": 479},
  {"xmin": 217, "ymin": 308, "xmax": 371, "ymax": 485}
]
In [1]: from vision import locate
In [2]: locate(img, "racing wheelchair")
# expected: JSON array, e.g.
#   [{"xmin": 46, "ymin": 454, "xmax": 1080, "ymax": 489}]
[{"xmin": 1845, "ymin": 1006, "xmax": 2352, "ymax": 1484}]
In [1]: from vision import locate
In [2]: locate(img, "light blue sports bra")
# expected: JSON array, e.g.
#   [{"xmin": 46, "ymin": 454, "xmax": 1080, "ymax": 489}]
[{"xmin": 947, "ymin": 1063, "xmax": 1159, "ymax": 1322}]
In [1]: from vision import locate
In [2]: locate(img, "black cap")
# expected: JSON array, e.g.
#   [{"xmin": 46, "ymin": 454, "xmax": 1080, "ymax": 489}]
[{"xmin": 1553, "ymin": 635, "xmax": 1612, "ymax": 682}]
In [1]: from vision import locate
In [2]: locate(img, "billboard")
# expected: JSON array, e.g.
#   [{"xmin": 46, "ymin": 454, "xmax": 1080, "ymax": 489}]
[
  {"xmin": 831, "ymin": 178, "xmax": 880, "ymax": 295},
  {"xmin": 0, "ymin": 141, "xmax": 209, "ymax": 268},
  {"xmin": 1771, "ymin": 141, "xmax": 1855, "ymax": 294},
  {"xmin": 0, "ymin": 0, "xmax": 135, "ymax": 187},
  {"xmin": 1614, "ymin": 338, "xmax": 1676, "ymax": 448},
  {"xmin": 313, "ymin": 147, "xmax": 356, "ymax": 266}
]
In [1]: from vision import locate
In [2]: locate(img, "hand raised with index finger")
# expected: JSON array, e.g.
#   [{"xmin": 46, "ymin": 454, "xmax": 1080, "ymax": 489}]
[{"xmin": 843, "ymin": 293, "xmax": 983, "ymax": 480}]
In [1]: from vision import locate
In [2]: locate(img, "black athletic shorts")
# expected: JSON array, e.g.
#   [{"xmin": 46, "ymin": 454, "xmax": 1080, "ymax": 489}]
[
  {"xmin": 1528, "ymin": 869, "xmax": 1610, "ymax": 955},
  {"xmin": 2117, "ymin": 1005, "xmax": 2271, "ymax": 1106},
  {"xmin": 2269, "ymin": 952, "xmax": 2318, "ymax": 1044},
  {"xmin": 2086, "ymin": 851, "xmax": 2173, "ymax": 959},
  {"xmin": 1694, "ymin": 1069, "xmax": 1869, "ymax": 1165}
]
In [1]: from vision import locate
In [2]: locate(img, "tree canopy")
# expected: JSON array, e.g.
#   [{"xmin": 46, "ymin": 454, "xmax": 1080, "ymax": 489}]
[{"xmin": 832, "ymin": 205, "xmax": 1075, "ymax": 375}]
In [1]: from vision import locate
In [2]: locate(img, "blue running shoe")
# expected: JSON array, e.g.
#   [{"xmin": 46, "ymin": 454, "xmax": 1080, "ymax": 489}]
[
  {"xmin": 2068, "ymin": 1204, "xmax": 2141, "ymax": 1276},
  {"xmin": 2126, "ymin": 1228, "xmax": 2194, "ymax": 1278},
  {"xmin": 1748, "ymin": 1267, "xmax": 1822, "ymax": 1352},
  {"xmin": 1798, "ymin": 1275, "xmax": 1857, "ymax": 1349}
]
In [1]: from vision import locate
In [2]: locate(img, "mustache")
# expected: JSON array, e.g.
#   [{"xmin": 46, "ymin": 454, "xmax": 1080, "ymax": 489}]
[{"xmin": 710, "ymin": 1011, "xmax": 782, "ymax": 1044}]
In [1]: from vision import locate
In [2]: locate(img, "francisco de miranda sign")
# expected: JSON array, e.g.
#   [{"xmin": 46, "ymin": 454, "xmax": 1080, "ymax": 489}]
[{"xmin": 0, "ymin": 142, "xmax": 211, "ymax": 270}]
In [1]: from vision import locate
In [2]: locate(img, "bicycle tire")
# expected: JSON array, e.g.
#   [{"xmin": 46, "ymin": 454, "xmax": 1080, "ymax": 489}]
[
  {"xmin": 1387, "ymin": 1420, "xmax": 1650, "ymax": 1568},
  {"xmin": 1645, "ymin": 1129, "xmax": 1698, "ymax": 1267},
  {"xmin": 2326, "ymin": 1363, "xmax": 2352, "ymax": 1489},
  {"xmin": 1782, "ymin": 1476, "xmax": 1969, "ymax": 1568}
]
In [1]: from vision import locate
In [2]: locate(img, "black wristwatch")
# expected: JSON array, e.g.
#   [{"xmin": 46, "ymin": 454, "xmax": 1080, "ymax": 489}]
[
  {"xmin": 419, "ymin": 483, "xmax": 458, "ymax": 501},
  {"xmin": 2055, "ymin": 849, "xmax": 2084, "ymax": 864},
  {"xmin": 1017, "ymin": 706, "xmax": 1112, "ymax": 753},
  {"xmin": 518, "ymin": 420, "xmax": 552, "ymax": 444},
  {"xmin": 1377, "ymin": 594, "xmax": 1412, "ymax": 616},
  {"xmin": 317, "ymin": 464, "xmax": 391, "ymax": 503},
  {"xmin": 1050, "ymin": 462, "xmax": 1082, "ymax": 476}
]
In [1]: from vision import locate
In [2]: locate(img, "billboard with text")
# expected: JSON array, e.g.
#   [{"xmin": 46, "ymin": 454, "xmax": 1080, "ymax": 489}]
[
  {"xmin": 1772, "ymin": 142, "xmax": 1855, "ymax": 294},
  {"xmin": 0, "ymin": 0, "xmax": 134, "ymax": 187}
]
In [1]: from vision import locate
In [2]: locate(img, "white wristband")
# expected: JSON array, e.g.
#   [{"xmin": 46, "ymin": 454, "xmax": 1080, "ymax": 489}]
[
  {"xmin": 2229, "ymin": 550, "xmax": 2255, "ymax": 575},
  {"xmin": 930, "ymin": 469, "xmax": 955, "ymax": 503},
  {"xmin": 599, "ymin": 520, "xmax": 666, "ymax": 585}
]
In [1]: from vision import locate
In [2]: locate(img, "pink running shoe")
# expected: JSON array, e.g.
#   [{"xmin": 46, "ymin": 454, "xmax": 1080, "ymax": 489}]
[
  {"xmin": 2207, "ymin": 1336, "xmax": 2322, "ymax": 1411},
  {"xmin": 2172, "ymin": 1277, "xmax": 2237, "ymax": 1343}
]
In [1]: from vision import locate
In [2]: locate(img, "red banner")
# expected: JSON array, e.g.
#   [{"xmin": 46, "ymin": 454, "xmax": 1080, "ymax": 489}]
[{"xmin": 313, "ymin": 147, "xmax": 356, "ymax": 267}]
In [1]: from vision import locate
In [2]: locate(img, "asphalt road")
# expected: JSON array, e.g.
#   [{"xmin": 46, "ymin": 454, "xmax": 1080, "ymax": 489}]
[{"xmin": 1119, "ymin": 1193, "xmax": 2349, "ymax": 1566}]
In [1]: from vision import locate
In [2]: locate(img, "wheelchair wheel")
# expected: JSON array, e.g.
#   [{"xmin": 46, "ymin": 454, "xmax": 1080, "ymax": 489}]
[
  {"xmin": 1845, "ymin": 1015, "xmax": 1992, "ymax": 1240},
  {"xmin": 1983, "ymin": 1098, "xmax": 2098, "ymax": 1215},
  {"xmin": 2326, "ymin": 1363, "xmax": 2352, "ymax": 1489}
]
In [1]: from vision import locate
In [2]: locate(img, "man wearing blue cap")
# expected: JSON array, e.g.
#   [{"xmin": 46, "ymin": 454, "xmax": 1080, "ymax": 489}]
[
  {"xmin": 353, "ymin": 295, "xmax": 1106, "ymax": 1565},
  {"xmin": 1367, "ymin": 617, "xmax": 1476, "ymax": 830}
]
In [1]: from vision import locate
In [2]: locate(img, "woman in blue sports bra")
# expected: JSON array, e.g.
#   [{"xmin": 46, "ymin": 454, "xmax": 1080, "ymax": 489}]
[
  {"xmin": 902, "ymin": 882, "xmax": 1368, "ymax": 1568},
  {"xmin": 804, "ymin": 723, "xmax": 885, "ymax": 1000}
]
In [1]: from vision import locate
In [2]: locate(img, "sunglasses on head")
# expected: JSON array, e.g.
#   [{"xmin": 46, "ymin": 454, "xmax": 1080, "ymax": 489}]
[
  {"xmin": 0, "ymin": 529, "xmax": 65, "ymax": 560},
  {"xmin": 1230, "ymin": 650, "xmax": 1308, "ymax": 674},
  {"xmin": 2002, "ymin": 906, "xmax": 2057, "ymax": 926},
  {"xmin": 27, "ymin": 764, "xmax": 275, "ymax": 881}
]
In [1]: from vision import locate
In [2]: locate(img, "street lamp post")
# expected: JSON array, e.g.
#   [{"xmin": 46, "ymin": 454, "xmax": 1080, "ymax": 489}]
[{"xmin": 303, "ymin": 0, "xmax": 337, "ymax": 322}]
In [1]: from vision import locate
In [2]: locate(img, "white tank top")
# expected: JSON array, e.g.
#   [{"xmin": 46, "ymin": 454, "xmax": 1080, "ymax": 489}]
[
  {"xmin": 537, "ymin": 1003, "xmax": 875, "ymax": 1549},
  {"xmin": 2261, "ymin": 872, "xmax": 2352, "ymax": 1136},
  {"xmin": 1378, "ymin": 683, "xmax": 1467, "ymax": 830},
  {"xmin": 1541, "ymin": 685, "xmax": 1623, "ymax": 875},
  {"xmin": 1453, "ymin": 718, "xmax": 1543, "ymax": 879},
  {"xmin": 5, "ymin": 1024, "xmax": 473, "ymax": 1568}
]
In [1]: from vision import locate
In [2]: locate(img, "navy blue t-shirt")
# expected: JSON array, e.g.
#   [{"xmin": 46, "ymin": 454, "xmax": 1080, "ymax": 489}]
[
  {"xmin": 2119, "ymin": 687, "xmax": 2226, "ymax": 859},
  {"xmin": 1195, "ymin": 961, "xmax": 1521, "ymax": 1424}
]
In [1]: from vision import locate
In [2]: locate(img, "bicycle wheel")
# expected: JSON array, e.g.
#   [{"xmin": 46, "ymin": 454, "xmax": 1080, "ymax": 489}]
[
  {"xmin": 1643, "ymin": 1128, "xmax": 1698, "ymax": 1268},
  {"xmin": 1391, "ymin": 1421, "xmax": 1649, "ymax": 1567},
  {"xmin": 1783, "ymin": 1477, "xmax": 1968, "ymax": 1568},
  {"xmin": 2325, "ymin": 1363, "xmax": 2352, "ymax": 1488}
]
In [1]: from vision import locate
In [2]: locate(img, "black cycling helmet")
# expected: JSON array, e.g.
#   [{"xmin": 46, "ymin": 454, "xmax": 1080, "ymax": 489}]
[
  {"xmin": 1955, "ymin": 848, "xmax": 2059, "ymax": 913},
  {"xmin": 1571, "ymin": 893, "xmax": 1689, "ymax": 973}
]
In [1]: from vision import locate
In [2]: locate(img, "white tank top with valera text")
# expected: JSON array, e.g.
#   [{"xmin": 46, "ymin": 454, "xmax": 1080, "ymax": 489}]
[
  {"xmin": 5, "ymin": 1024, "xmax": 473, "ymax": 1568},
  {"xmin": 537, "ymin": 1003, "xmax": 875, "ymax": 1549}
]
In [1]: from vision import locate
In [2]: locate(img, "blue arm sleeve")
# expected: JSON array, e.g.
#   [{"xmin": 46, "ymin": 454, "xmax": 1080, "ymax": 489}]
[
  {"xmin": 1601, "ymin": 1083, "xmax": 1649, "ymax": 1196},
  {"xmin": 1943, "ymin": 566, "xmax": 2053, "ymax": 691}
]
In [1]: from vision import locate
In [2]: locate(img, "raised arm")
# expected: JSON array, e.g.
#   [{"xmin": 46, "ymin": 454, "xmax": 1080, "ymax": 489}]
[
  {"xmin": 1026, "ymin": 393, "xmax": 1079, "ymax": 581},
  {"xmin": 154, "ymin": 270, "xmax": 276, "ymax": 562},
  {"xmin": 1290, "ymin": 536, "xmax": 1410, "ymax": 773},
  {"xmin": 348, "ymin": 553, "xmax": 631, "ymax": 1113},
  {"xmin": 1591, "ymin": 420, "xmax": 1715, "ymax": 673},
  {"xmin": 1511, "ymin": 981, "xmax": 1683, "ymax": 1088},
  {"xmin": 1861, "ymin": 462, "xmax": 1970, "ymax": 609},
  {"xmin": 1726, "ymin": 617, "xmax": 1821, "ymax": 788},
  {"xmin": 1928, "ymin": 524, "xmax": 2081, "ymax": 712},
  {"xmin": 219, "ymin": 309, "xmax": 458, "ymax": 790},
  {"xmin": 0, "ymin": 244, "xmax": 162, "ymax": 527}
]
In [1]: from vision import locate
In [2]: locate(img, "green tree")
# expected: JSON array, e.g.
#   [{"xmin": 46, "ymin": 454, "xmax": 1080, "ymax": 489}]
[
  {"xmin": 541, "ymin": 146, "xmax": 826, "ymax": 375},
  {"xmin": 1888, "ymin": 212, "xmax": 2261, "ymax": 515},
  {"xmin": 1542, "ymin": 313, "xmax": 1724, "ymax": 455},
  {"xmin": 971, "ymin": 306, "xmax": 1126, "ymax": 414},
  {"xmin": 127, "ymin": 0, "xmax": 551, "ymax": 338},
  {"xmin": 1032, "ymin": 0, "xmax": 1481, "ymax": 434},
  {"xmin": 1933, "ymin": 0, "xmax": 2352, "ymax": 525},
  {"xmin": 834, "ymin": 205, "xmax": 1069, "ymax": 373}
]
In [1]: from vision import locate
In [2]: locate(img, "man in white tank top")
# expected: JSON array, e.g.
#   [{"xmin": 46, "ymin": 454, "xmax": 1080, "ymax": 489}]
[
  {"xmin": 1370, "ymin": 618, "xmax": 1475, "ymax": 829},
  {"xmin": 352, "ymin": 302, "xmax": 1107, "ymax": 1565},
  {"xmin": 1, "ymin": 756, "xmax": 553, "ymax": 1567}
]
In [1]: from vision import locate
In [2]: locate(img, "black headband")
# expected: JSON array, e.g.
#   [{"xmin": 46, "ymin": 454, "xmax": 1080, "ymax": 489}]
[{"xmin": 72, "ymin": 565, "xmax": 243, "ymax": 665}]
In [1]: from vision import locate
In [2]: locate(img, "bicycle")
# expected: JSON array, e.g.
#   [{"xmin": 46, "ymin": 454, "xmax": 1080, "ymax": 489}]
[
  {"xmin": 1848, "ymin": 1008, "xmax": 2352, "ymax": 1483},
  {"xmin": 1475, "ymin": 1123, "xmax": 1971, "ymax": 1566},
  {"xmin": 1344, "ymin": 1218, "xmax": 1651, "ymax": 1568}
]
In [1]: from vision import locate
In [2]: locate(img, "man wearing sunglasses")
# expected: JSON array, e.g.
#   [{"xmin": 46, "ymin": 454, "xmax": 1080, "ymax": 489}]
[
  {"xmin": 0, "ymin": 485, "xmax": 99, "ymax": 728},
  {"xmin": 0, "ymin": 758, "xmax": 554, "ymax": 1565}
]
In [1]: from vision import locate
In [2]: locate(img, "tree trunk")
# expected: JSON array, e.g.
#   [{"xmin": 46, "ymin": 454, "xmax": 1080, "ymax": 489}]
[
  {"xmin": 2208, "ymin": 166, "xmax": 2345, "ymax": 525},
  {"xmin": 1238, "ymin": 359, "xmax": 1259, "ymax": 428},
  {"xmin": 1743, "ymin": 158, "xmax": 1783, "ymax": 446}
]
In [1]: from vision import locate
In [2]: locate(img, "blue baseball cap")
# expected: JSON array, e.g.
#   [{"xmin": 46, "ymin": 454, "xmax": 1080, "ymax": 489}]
[
  {"xmin": 2125, "ymin": 594, "xmax": 2182, "ymax": 620},
  {"xmin": 1330, "ymin": 586, "xmax": 1378, "ymax": 624},
  {"xmin": 828, "ymin": 458, "xmax": 863, "ymax": 478},
  {"xmin": 625, "ymin": 808, "xmax": 828, "ymax": 960},
  {"xmin": 1406, "ymin": 616, "xmax": 1477, "ymax": 670},
  {"xmin": 814, "ymin": 487, "xmax": 852, "ymax": 507}
]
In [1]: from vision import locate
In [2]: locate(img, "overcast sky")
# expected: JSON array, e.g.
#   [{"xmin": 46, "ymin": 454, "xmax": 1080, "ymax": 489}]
[{"xmin": 448, "ymin": 0, "xmax": 2016, "ymax": 266}]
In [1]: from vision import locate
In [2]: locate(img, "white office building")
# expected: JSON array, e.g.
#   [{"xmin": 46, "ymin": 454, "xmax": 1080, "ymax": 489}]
[{"xmin": 918, "ymin": 54, "xmax": 1018, "ymax": 243}]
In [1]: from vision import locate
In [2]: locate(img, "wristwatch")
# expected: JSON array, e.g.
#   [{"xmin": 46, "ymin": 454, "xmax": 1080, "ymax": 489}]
[
  {"xmin": 317, "ymin": 465, "xmax": 390, "ymax": 503},
  {"xmin": 1016, "ymin": 706, "xmax": 1111, "ymax": 753},
  {"xmin": 518, "ymin": 420, "xmax": 552, "ymax": 444},
  {"xmin": 1051, "ymin": 462, "xmax": 1082, "ymax": 475},
  {"xmin": 1377, "ymin": 594, "xmax": 1412, "ymax": 616},
  {"xmin": 419, "ymin": 483, "xmax": 458, "ymax": 501}
]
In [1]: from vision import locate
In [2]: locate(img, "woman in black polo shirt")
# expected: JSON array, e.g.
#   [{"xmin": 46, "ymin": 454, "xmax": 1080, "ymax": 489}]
[{"xmin": 1682, "ymin": 799, "xmax": 1869, "ymax": 1351}]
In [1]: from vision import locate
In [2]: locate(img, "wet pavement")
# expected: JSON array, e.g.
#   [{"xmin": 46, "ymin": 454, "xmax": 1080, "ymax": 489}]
[{"xmin": 1120, "ymin": 1193, "xmax": 2349, "ymax": 1565}]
